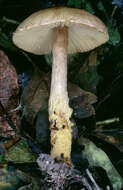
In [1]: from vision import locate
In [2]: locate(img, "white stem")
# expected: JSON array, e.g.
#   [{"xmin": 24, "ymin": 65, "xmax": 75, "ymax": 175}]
[
  {"xmin": 50, "ymin": 27, "xmax": 68, "ymax": 100},
  {"xmin": 48, "ymin": 26, "xmax": 73, "ymax": 163}
]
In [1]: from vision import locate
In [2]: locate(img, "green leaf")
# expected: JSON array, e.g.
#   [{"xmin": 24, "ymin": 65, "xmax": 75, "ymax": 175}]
[
  {"xmin": 2, "ymin": 16, "xmax": 19, "ymax": 25},
  {"xmin": 67, "ymin": 0, "xmax": 95, "ymax": 13},
  {"xmin": 6, "ymin": 139, "xmax": 37, "ymax": 163},
  {"xmin": 67, "ymin": 0, "xmax": 82, "ymax": 8},
  {"xmin": 0, "ymin": 144, "xmax": 5, "ymax": 164},
  {"xmin": 0, "ymin": 31, "xmax": 17, "ymax": 51},
  {"xmin": 97, "ymin": 59, "xmax": 101, "ymax": 65},
  {"xmin": 0, "ymin": 166, "xmax": 23, "ymax": 190},
  {"xmin": 108, "ymin": 26, "xmax": 121, "ymax": 45},
  {"xmin": 97, "ymin": 1, "xmax": 105, "ymax": 12},
  {"xmin": 85, "ymin": 2, "xmax": 95, "ymax": 14}
]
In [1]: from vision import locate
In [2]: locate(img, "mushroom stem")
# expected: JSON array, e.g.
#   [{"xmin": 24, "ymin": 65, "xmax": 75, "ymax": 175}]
[{"xmin": 49, "ymin": 26, "xmax": 73, "ymax": 164}]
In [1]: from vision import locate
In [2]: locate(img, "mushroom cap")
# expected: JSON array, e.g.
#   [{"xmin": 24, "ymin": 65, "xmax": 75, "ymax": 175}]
[{"xmin": 13, "ymin": 7, "xmax": 109, "ymax": 54}]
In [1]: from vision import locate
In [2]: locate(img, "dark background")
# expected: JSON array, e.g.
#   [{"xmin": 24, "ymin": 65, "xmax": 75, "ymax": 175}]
[{"xmin": 0, "ymin": 0, "xmax": 123, "ymax": 122}]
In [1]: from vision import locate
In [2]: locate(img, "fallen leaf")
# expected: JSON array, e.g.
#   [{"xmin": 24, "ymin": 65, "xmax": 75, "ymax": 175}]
[
  {"xmin": 92, "ymin": 131, "xmax": 123, "ymax": 153},
  {"xmin": 78, "ymin": 51, "xmax": 99, "ymax": 93},
  {"xmin": 78, "ymin": 137, "xmax": 123, "ymax": 190},
  {"xmin": 0, "ymin": 50, "xmax": 20, "ymax": 137},
  {"xmin": 21, "ymin": 70, "xmax": 97, "ymax": 125}
]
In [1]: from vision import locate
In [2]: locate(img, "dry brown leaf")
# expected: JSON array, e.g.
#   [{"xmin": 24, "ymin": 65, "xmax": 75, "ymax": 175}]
[
  {"xmin": 21, "ymin": 70, "xmax": 49, "ymax": 124},
  {"xmin": 22, "ymin": 69, "xmax": 97, "ymax": 125},
  {"xmin": 79, "ymin": 51, "xmax": 99, "ymax": 93},
  {"xmin": 0, "ymin": 50, "xmax": 20, "ymax": 137},
  {"xmin": 93, "ymin": 132, "xmax": 123, "ymax": 153}
]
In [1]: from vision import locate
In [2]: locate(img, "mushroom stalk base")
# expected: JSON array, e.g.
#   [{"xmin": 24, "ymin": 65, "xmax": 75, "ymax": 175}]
[{"xmin": 49, "ymin": 26, "xmax": 73, "ymax": 164}]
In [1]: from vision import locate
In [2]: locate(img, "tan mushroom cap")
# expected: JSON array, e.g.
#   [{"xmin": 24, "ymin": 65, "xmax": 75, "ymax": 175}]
[{"xmin": 13, "ymin": 7, "xmax": 109, "ymax": 54}]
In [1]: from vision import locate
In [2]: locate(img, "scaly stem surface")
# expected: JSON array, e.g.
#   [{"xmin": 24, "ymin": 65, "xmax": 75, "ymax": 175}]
[{"xmin": 49, "ymin": 26, "xmax": 73, "ymax": 164}]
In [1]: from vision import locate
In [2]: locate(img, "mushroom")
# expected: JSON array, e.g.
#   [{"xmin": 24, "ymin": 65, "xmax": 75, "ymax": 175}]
[{"xmin": 13, "ymin": 7, "xmax": 109, "ymax": 164}]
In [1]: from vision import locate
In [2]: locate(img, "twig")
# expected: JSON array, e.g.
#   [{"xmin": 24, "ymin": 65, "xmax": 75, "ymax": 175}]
[
  {"xmin": 96, "ymin": 117, "xmax": 120, "ymax": 126},
  {"xmin": 2, "ymin": 16, "xmax": 20, "ymax": 25},
  {"xmin": 86, "ymin": 169, "xmax": 101, "ymax": 190},
  {"xmin": 9, "ymin": 103, "xmax": 22, "ymax": 113},
  {"xmin": 93, "ymin": 129, "xmax": 123, "ymax": 134},
  {"xmin": 96, "ymin": 73, "xmax": 123, "ymax": 111},
  {"xmin": 20, "ymin": 50, "xmax": 39, "ymax": 70},
  {"xmin": 81, "ymin": 176, "xmax": 92, "ymax": 190},
  {"xmin": 95, "ymin": 93, "xmax": 110, "ymax": 111},
  {"xmin": 111, "ymin": 5, "xmax": 117, "ymax": 18},
  {"xmin": 0, "ymin": 101, "xmax": 30, "ymax": 139}
]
